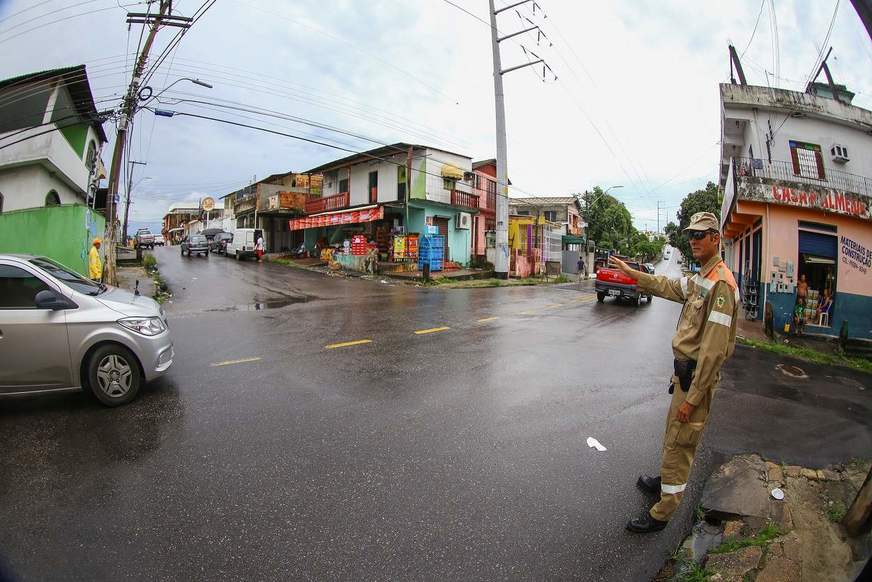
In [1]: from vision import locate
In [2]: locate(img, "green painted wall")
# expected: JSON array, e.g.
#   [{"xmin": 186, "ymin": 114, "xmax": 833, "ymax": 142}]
[
  {"xmin": 59, "ymin": 123, "xmax": 88, "ymax": 158},
  {"xmin": 0, "ymin": 205, "xmax": 105, "ymax": 276},
  {"xmin": 411, "ymin": 157, "xmax": 426, "ymax": 199}
]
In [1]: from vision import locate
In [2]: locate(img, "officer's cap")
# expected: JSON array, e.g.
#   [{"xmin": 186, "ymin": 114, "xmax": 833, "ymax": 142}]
[{"xmin": 683, "ymin": 212, "xmax": 720, "ymax": 232}]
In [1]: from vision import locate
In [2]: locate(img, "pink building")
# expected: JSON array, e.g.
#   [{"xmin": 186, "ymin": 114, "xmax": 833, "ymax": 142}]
[
  {"xmin": 471, "ymin": 159, "xmax": 497, "ymax": 262},
  {"xmin": 719, "ymin": 82, "xmax": 872, "ymax": 339}
]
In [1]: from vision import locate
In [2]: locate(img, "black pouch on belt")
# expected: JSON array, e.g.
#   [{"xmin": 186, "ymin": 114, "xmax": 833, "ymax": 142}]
[{"xmin": 673, "ymin": 358, "xmax": 697, "ymax": 393}]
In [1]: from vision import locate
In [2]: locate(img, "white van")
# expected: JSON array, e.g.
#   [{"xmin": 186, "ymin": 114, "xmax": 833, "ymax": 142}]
[{"xmin": 226, "ymin": 228, "xmax": 262, "ymax": 260}]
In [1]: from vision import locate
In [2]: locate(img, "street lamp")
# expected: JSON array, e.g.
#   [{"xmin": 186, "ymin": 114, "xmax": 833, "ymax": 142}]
[
  {"xmin": 139, "ymin": 77, "xmax": 213, "ymax": 105},
  {"xmin": 601, "ymin": 184, "xmax": 624, "ymax": 200},
  {"xmin": 122, "ymin": 174, "xmax": 151, "ymax": 244}
]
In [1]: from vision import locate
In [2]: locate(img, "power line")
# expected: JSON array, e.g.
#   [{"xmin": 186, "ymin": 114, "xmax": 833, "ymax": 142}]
[
  {"xmin": 0, "ymin": 0, "xmax": 56, "ymax": 25},
  {"xmin": 0, "ymin": 0, "xmax": 101, "ymax": 36},
  {"xmin": 0, "ymin": 1, "xmax": 147, "ymax": 46},
  {"xmin": 803, "ymin": 0, "xmax": 840, "ymax": 89},
  {"xmin": 234, "ymin": 0, "xmax": 460, "ymax": 104},
  {"xmin": 741, "ymin": 0, "xmax": 766, "ymax": 58},
  {"xmin": 147, "ymin": 107, "xmax": 527, "ymax": 203}
]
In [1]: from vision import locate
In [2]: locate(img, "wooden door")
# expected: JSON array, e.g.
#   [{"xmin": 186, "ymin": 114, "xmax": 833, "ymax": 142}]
[{"xmin": 435, "ymin": 217, "xmax": 449, "ymax": 261}]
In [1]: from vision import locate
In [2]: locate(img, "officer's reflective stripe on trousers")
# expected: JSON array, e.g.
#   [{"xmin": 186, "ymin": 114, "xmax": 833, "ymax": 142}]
[
  {"xmin": 662, "ymin": 482, "xmax": 687, "ymax": 494},
  {"xmin": 680, "ymin": 276, "xmax": 688, "ymax": 297},
  {"xmin": 708, "ymin": 311, "xmax": 732, "ymax": 327}
]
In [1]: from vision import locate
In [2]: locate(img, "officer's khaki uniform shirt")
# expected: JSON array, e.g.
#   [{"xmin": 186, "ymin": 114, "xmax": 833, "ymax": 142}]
[{"xmin": 635, "ymin": 255, "xmax": 739, "ymax": 407}]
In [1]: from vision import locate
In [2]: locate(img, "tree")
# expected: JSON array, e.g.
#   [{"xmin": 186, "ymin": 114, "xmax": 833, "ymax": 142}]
[
  {"xmin": 579, "ymin": 187, "xmax": 633, "ymax": 252},
  {"xmin": 671, "ymin": 181, "xmax": 721, "ymax": 262}
]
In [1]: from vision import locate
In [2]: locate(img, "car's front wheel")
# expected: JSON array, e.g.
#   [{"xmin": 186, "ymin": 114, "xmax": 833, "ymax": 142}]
[
  {"xmin": 86, "ymin": 344, "xmax": 142, "ymax": 407},
  {"xmin": 597, "ymin": 292, "xmax": 605, "ymax": 303}
]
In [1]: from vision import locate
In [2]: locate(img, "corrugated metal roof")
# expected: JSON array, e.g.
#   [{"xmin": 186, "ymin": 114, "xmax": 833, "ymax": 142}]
[
  {"xmin": 509, "ymin": 197, "xmax": 578, "ymax": 205},
  {"xmin": 304, "ymin": 143, "xmax": 471, "ymax": 174}
]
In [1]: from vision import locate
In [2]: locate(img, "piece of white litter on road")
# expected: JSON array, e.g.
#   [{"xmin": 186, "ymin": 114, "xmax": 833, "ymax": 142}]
[
  {"xmin": 771, "ymin": 488, "xmax": 785, "ymax": 500},
  {"xmin": 586, "ymin": 437, "xmax": 607, "ymax": 452}
]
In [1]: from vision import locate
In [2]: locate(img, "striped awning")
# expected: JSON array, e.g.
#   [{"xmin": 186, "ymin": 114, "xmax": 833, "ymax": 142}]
[{"xmin": 289, "ymin": 205, "xmax": 384, "ymax": 231}]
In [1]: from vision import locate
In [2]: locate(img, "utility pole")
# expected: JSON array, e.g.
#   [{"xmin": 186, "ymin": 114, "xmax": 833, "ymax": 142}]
[
  {"xmin": 849, "ymin": 0, "xmax": 872, "ymax": 41},
  {"xmin": 656, "ymin": 200, "xmax": 661, "ymax": 235},
  {"xmin": 104, "ymin": 0, "xmax": 173, "ymax": 285},
  {"xmin": 405, "ymin": 145, "xmax": 412, "ymax": 235},
  {"xmin": 122, "ymin": 160, "xmax": 147, "ymax": 245},
  {"xmin": 488, "ymin": 0, "xmax": 554, "ymax": 278}
]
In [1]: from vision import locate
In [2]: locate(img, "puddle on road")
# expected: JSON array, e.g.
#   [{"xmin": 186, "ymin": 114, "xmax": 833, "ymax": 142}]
[{"xmin": 206, "ymin": 296, "xmax": 313, "ymax": 313}]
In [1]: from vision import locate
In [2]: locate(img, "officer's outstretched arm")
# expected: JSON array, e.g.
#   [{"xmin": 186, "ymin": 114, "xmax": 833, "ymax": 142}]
[
  {"xmin": 635, "ymin": 271, "xmax": 689, "ymax": 304},
  {"xmin": 685, "ymin": 281, "xmax": 737, "ymax": 406}
]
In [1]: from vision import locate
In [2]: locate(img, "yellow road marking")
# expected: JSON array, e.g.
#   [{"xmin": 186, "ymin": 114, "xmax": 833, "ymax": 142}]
[
  {"xmin": 211, "ymin": 357, "xmax": 262, "ymax": 367},
  {"xmin": 477, "ymin": 316, "xmax": 499, "ymax": 323},
  {"xmin": 325, "ymin": 339, "xmax": 373, "ymax": 349},
  {"xmin": 520, "ymin": 310, "xmax": 535, "ymax": 315},
  {"xmin": 414, "ymin": 326, "xmax": 451, "ymax": 335}
]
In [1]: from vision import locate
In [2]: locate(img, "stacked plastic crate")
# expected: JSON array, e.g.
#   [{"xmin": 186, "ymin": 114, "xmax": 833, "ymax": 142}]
[
  {"xmin": 418, "ymin": 235, "xmax": 444, "ymax": 272},
  {"xmin": 351, "ymin": 234, "xmax": 368, "ymax": 256}
]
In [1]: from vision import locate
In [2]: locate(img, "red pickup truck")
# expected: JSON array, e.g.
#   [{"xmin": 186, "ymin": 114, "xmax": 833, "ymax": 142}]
[{"xmin": 595, "ymin": 259, "xmax": 653, "ymax": 305}]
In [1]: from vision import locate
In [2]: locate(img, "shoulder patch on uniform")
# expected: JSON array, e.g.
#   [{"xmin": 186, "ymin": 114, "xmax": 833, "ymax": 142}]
[{"xmin": 716, "ymin": 295, "xmax": 726, "ymax": 308}]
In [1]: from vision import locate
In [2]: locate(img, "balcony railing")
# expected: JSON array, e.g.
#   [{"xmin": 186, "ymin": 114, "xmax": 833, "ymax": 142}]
[
  {"xmin": 451, "ymin": 189, "xmax": 481, "ymax": 209},
  {"xmin": 734, "ymin": 157, "xmax": 872, "ymax": 198},
  {"xmin": 305, "ymin": 191, "xmax": 349, "ymax": 214}
]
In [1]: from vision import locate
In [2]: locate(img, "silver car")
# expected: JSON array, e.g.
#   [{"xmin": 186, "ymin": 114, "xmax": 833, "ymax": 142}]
[{"xmin": 0, "ymin": 254, "xmax": 174, "ymax": 406}]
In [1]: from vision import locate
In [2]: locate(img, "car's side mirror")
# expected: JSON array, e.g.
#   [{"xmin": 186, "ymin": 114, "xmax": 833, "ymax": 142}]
[{"xmin": 34, "ymin": 289, "xmax": 78, "ymax": 311}]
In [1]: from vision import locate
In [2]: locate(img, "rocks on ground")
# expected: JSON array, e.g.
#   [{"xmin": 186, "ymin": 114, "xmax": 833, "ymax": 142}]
[{"xmin": 657, "ymin": 454, "xmax": 871, "ymax": 581}]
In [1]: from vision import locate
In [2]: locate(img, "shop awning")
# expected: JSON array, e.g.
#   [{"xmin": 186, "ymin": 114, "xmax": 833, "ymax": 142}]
[
  {"xmin": 289, "ymin": 205, "xmax": 384, "ymax": 231},
  {"xmin": 441, "ymin": 164, "xmax": 464, "ymax": 180}
]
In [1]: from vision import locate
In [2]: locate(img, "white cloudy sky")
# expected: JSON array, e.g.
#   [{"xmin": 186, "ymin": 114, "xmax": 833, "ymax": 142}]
[{"xmin": 1, "ymin": 0, "xmax": 870, "ymax": 233}]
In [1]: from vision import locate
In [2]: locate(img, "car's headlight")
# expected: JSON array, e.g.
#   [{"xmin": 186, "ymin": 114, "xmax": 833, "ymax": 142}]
[{"xmin": 118, "ymin": 316, "xmax": 167, "ymax": 336}]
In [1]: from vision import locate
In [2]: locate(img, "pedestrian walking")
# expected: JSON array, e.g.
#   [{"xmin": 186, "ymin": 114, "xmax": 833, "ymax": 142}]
[
  {"xmin": 255, "ymin": 234, "xmax": 265, "ymax": 262},
  {"xmin": 577, "ymin": 257, "xmax": 587, "ymax": 280},
  {"xmin": 608, "ymin": 212, "xmax": 738, "ymax": 533},
  {"xmin": 88, "ymin": 237, "xmax": 103, "ymax": 282}
]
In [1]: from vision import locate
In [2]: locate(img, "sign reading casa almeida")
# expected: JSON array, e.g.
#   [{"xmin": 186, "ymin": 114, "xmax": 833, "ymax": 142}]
[{"xmin": 741, "ymin": 183, "xmax": 872, "ymax": 221}]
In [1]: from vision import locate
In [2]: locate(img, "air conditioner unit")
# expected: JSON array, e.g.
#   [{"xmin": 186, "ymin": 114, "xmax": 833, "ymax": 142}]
[
  {"xmin": 831, "ymin": 144, "xmax": 849, "ymax": 163},
  {"xmin": 456, "ymin": 212, "xmax": 472, "ymax": 230}
]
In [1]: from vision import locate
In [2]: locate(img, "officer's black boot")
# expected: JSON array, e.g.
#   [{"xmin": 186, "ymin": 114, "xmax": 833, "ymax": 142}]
[
  {"xmin": 626, "ymin": 513, "xmax": 668, "ymax": 533},
  {"xmin": 636, "ymin": 474, "xmax": 661, "ymax": 494}
]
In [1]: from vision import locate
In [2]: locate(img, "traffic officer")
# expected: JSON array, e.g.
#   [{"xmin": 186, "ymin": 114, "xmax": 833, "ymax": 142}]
[{"xmin": 608, "ymin": 212, "xmax": 738, "ymax": 533}]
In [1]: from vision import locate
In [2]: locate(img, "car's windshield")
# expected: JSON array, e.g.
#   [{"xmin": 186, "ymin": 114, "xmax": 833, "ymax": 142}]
[
  {"xmin": 29, "ymin": 257, "xmax": 102, "ymax": 295},
  {"xmin": 191, "ymin": 235, "xmax": 207, "ymax": 243}
]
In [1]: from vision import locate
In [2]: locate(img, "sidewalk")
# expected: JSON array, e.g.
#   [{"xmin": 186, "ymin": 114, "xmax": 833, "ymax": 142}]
[
  {"xmin": 116, "ymin": 265, "xmax": 156, "ymax": 298},
  {"xmin": 630, "ymin": 344, "xmax": 872, "ymax": 581}
]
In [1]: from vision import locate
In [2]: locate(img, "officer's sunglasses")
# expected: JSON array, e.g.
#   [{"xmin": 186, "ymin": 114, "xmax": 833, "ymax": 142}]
[{"xmin": 688, "ymin": 229, "xmax": 717, "ymax": 241}]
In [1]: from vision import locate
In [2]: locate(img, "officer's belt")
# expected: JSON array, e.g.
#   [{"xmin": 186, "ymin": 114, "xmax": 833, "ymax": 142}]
[{"xmin": 673, "ymin": 358, "xmax": 697, "ymax": 393}]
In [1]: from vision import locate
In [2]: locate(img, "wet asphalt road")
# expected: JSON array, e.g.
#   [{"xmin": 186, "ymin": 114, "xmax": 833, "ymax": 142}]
[{"xmin": 1, "ymin": 248, "xmax": 868, "ymax": 581}]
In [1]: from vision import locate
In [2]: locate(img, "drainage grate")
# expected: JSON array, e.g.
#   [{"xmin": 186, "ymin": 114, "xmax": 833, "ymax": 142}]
[{"xmin": 776, "ymin": 363, "xmax": 809, "ymax": 379}]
